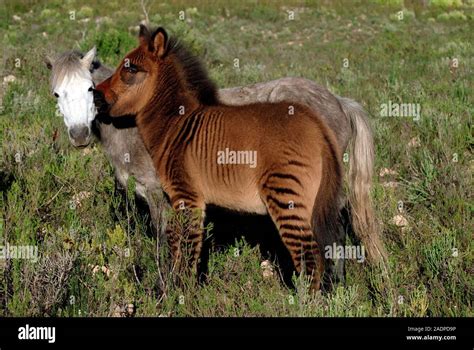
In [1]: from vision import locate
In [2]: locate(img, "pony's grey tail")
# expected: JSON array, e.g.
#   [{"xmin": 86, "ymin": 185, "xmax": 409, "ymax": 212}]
[{"xmin": 336, "ymin": 96, "xmax": 387, "ymax": 265}]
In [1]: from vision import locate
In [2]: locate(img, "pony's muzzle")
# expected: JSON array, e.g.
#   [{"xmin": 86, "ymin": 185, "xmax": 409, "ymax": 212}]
[{"xmin": 69, "ymin": 125, "xmax": 91, "ymax": 147}]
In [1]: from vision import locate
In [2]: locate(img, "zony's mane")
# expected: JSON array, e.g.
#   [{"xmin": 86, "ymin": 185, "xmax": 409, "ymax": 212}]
[{"xmin": 165, "ymin": 37, "xmax": 219, "ymax": 106}]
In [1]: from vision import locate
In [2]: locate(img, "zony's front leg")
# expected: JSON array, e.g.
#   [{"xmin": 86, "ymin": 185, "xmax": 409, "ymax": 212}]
[{"xmin": 165, "ymin": 197, "xmax": 206, "ymax": 277}]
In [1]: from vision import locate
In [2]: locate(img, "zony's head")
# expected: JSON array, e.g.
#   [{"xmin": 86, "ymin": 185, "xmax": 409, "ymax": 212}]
[
  {"xmin": 95, "ymin": 25, "xmax": 169, "ymax": 117},
  {"xmin": 46, "ymin": 47, "xmax": 97, "ymax": 147}
]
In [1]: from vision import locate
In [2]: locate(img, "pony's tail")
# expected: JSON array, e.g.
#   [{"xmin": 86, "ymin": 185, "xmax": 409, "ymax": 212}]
[{"xmin": 337, "ymin": 97, "xmax": 387, "ymax": 265}]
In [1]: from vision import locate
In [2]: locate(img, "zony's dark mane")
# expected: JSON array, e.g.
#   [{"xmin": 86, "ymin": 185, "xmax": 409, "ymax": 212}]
[{"xmin": 166, "ymin": 37, "xmax": 219, "ymax": 106}]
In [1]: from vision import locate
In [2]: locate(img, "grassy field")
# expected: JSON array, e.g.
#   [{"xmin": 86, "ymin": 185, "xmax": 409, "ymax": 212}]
[{"xmin": 0, "ymin": 0, "xmax": 472, "ymax": 317}]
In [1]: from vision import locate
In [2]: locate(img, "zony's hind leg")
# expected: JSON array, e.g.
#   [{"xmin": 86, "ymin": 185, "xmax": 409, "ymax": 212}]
[{"xmin": 260, "ymin": 181, "xmax": 324, "ymax": 291}]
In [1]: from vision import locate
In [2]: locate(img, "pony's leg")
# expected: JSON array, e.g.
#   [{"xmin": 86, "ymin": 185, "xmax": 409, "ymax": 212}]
[
  {"xmin": 321, "ymin": 211, "xmax": 346, "ymax": 291},
  {"xmin": 334, "ymin": 205, "xmax": 349, "ymax": 284},
  {"xmin": 164, "ymin": 210, "xmax": 182, "ymax": 273},
  {"xmin": 260, "ymin": 186, "xmax": 324, "ymax": 291},
  {"xmin": 145, "ymin": 188, "xmax": 170, "ymax": 293}
]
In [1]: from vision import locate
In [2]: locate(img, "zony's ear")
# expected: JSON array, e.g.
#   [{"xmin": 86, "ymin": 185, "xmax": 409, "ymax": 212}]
[
  {"xmin": 81, "ymin": 46, "xmax": 96, "ymax": 68},
  {"xmin": 139, "ymin": 24, "xmax": 151, "ymax": 46},
  {"xmin": 151, "ymin": 27, "xmax": 168, "ymax": 58}
]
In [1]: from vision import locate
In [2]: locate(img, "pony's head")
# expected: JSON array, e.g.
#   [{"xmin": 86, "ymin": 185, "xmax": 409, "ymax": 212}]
[
  {"xmin": 95, "ymin": 25, "xmax": 218, "ymax": 117},
  {"xmin": 46, "ymin": 47, "xmax": 97, "ymax": 147}
]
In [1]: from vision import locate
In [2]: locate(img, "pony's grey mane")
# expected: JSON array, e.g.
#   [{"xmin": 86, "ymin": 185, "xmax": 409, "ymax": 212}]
[
  {"xmin": 50, "ymin": 51, "xmax": 113, "ymax": 90},
  {"xmin": 49, "ymin": 51, "xmax": 91, "ymax": 90}
]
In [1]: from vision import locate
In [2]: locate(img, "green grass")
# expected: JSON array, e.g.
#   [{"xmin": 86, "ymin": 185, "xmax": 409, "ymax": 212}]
[{"xmin": 0, "ymin": 0, "xmax": 472, "ymax": 317}]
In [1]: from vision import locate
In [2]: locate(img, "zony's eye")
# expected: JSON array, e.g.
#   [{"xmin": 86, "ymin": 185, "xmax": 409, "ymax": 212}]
[
  {"xmin": 126, "ymin": 65, "xmax": 138, "ymax": 74},
  {"xmin": 53, "ymin": 92, "xmax": 59, "ymax": 98}
]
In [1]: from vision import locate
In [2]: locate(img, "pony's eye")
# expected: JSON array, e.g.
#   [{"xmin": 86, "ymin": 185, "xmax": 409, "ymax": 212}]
[
  {"xmin": 53, "ymin": 92, "xmax": 59, "ymax": 98},
  {"xmin": 88, "ymin": 86, "xmax": 94, "ymax": 92}
]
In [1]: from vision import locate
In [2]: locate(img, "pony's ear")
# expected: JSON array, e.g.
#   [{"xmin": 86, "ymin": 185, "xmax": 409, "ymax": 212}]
[
  {"xmin": 44, "ymin": 55, "xmax": 54, "ymax": 70},
  {"xmin": 151, "ymin": 27, "xmax": 168, "ymax": 58},
  {"xmin": 139, "ymin": 24, "xmax": 151, "ymax": 46},
  {"xmin": 81, "ymin": 46, "xmax": 96, "ymax": 68}
]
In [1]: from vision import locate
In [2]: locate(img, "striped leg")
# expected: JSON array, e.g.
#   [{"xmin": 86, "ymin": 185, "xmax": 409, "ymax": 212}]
[
  {"xmin": 182, "ymin": 206, "xmax": 205, "ymax": 273},
  {"xmin": 260, "ymin": 183, "xmax": 324, "ymax": 291},
  {"xmin": 166, "ymin": 197, "xmax": 205, "ymax": 275},
  {"xmin": 166, "ymin": 216, "xmax": 182, "ymax": 273}
]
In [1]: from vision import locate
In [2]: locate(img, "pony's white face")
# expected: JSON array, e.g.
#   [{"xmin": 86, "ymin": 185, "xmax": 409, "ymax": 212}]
[{"xmin": 47, "ymin": 47, "xmax": 97, "ymax": 147}]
